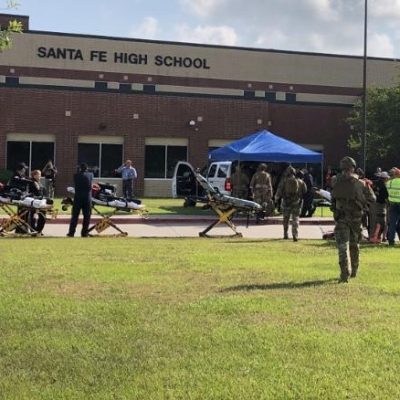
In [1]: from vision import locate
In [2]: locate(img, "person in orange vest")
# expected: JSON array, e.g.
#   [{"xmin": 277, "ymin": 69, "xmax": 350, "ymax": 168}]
[{"xmin": 385, "ymin": 167, "xmax": 400, "ymax": 246}]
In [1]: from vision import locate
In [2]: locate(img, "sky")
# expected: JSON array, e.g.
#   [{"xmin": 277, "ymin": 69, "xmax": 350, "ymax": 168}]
[{"xmin": 4, "ymin": 0, "xmax": 400, "ymax": 58}]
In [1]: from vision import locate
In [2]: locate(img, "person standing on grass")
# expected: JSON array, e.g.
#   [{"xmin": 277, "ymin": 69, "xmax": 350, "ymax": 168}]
[
  {"xmin": 67, "ymin": 163, "xmax": 93, "ymax": 238},
  {"xmin": 385, "ymin": 167, "xmax": 400, "ymax": 246},
  {"xmin": 331, "ymin": 157, "xmax": 375, "ymax": 283},
  {"xmin": 42, "ymin": 159, "xmax": 57, "ymax": 199},
  {"xmin": 274, "ymin": 166, "xmax": 307, "ymax": 242},
  {"xmin": 117, "ymin": 159, "xmax": 137, "ymax": 199},
  {"xmin": 300, "ymin": 167, "xmax": 316, "ymax": 217}
]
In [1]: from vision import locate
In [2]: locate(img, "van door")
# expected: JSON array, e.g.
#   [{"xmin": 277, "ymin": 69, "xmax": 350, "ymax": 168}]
[{"xmin": 171, "ymin": 161, "xmax": 198, "ymax": 198}]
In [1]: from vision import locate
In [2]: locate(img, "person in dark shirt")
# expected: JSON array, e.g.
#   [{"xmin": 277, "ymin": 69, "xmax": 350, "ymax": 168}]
[
  {"xmin": 67, "ymin": 163, "xmax": 93, "ymax": 237},
  {"xmin": 369, "ymin": 171, "xmax": 389, "ymax": 243},
  {"xmin": 8, "ymin": 162, "xmax": 29, "ymax": 191},
  {"xmin": 42, "ymin": 159, "xmax": 57, "ymax": 198},
  {"xmin": 300, "ymin": 167, "xmax": 316, "ymax": 217}
]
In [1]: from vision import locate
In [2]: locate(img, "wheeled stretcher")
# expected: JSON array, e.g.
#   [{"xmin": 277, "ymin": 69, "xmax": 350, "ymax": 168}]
[
  {"xmin": 194, "ymin": 173, "xmax": 262, "ymax": 238},
  {"xmin": 199, "ymin": 201, "xmax": 244, "ymax": 238},
  {"xmin": 62, "ymin": 183, "xmax": 148, "ymax": 237},
  {"xmin": 0, "ymin": 196, "xmax": 57, "ymax": 236}
]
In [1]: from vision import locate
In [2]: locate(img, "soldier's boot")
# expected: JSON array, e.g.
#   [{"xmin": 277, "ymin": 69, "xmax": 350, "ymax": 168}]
[
  {"xmin": 350, "ymin": 250, "xmax": 359, "ymax": 278},
  {"xmin": 283, "ymin": 221, "xmax": 289, "ymax": 239},
  {"xmin": 293, "ymin": 235, "xmax": 298, "ymax": 242},
  {"xmin": 350, "ymin": 265, "xmax": 358, "ymax": 278},
  {"xmin": 338, "ymin": 263, "xmax": 350, "ymax": 283}
]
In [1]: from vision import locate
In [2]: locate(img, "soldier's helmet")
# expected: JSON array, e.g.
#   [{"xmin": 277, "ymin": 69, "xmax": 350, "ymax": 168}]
[
  {"xmin": 258, "ymin": 163, "xmax": 267, "ymax": 171},
  {"xmin": 286, "ymin": 166, "xmax": 296, "ymax": 175},
  {"xmin": 340, "ymin": 156, "xmax": 356, "ymax": 170}
]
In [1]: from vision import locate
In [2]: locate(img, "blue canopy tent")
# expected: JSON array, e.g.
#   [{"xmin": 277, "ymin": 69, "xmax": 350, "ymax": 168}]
[{"xmin": 209, "ymin": 130, "xmax": 323, "ymax": 164}]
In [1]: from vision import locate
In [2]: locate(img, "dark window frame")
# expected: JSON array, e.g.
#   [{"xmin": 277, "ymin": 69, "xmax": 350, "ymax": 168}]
[
  {"xmin": 78, "ymin": 142, "xmax": 123, "ymax": 178},
  {"xmin": 6, "ymin": 140, "xmax": 55, "ymax": 173},
  {"xmin": 144, "ymin": 144, "xmax": 188, "ymax": 179}
]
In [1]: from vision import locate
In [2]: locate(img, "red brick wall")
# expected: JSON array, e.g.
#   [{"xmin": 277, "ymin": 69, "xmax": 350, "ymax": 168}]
[{"xmin": 0, "ymin": 86, "xmax": 352, "ymax": 196}]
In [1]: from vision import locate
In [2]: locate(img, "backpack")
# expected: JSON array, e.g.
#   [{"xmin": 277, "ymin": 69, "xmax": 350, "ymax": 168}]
[
  {"xmin": 331, "ymin": 174, "xmax": 357, "ymax": 201},
  {"xmin": 284, "ymin": 176, "xmax": 299, "ymax": 198},
  {"xmin": 331, "ymin": 174, "xmax": 366, "ymax": 211}
]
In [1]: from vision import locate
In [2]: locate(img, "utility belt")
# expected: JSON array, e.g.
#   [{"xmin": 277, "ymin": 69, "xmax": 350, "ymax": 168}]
[{"xmin": 334, "ymin": 207, "xmax": 363, "ymax": 221}]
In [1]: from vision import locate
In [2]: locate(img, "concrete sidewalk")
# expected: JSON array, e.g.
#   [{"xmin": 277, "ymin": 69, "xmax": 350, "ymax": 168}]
[{"xmin": 41, "ymin": 214, "xmax": 335, "ymax": 239}]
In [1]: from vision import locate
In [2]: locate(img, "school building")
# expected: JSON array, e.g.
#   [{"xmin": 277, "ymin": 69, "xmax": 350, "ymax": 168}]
[{"xmin": 1, "ymin": 13, "xmax": 399, "ymax": 196}]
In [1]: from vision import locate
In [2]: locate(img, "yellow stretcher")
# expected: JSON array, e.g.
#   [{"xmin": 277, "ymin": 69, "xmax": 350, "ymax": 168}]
[
  {"xmin": 87, "ymin": 203, "xmax": 149, "ymax": 237},
  {"xmin": 0, "ymin": 202, "xmax": 57, "ymax": 237},
  {"xmin": 61, "ymin": 195, "xmax": 149, "ymax": 237},
  {"xmin": 199, "ymin": 201, "xmax": 244, "ymax": 238},
  {"xmin": 194, "ymin": 173, "xmax": 262, "ymax": 238}
]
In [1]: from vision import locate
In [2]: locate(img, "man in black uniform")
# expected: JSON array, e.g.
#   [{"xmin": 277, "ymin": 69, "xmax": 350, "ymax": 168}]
[{"xmin": 67, "ymin": 163, "xmax": 93, "ymax": 237}]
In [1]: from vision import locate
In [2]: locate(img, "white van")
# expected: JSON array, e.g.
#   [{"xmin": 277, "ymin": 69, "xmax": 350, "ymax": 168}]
[
  {"xmin": 206, "ymin": 161, "xmax": 232, "ymax": 195},
  {"xmin": 172, "ymin": 160, "xmax": 291, "ymax": 204},
  {"xmin": 172, "ymin": 161, "xmax": 232, "ymax": 200}
]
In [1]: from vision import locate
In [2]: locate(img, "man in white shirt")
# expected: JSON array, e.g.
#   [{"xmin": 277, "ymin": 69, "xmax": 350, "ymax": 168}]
[{"xmin": 117, "ymin": 159, "xmax": 137, "ymax": 199}]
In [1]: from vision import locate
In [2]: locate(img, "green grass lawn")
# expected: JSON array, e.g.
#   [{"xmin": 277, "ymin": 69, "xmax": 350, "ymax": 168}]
[{"xmin": 0, "ymin": 238, "xmax": 398, "ymax": 399}]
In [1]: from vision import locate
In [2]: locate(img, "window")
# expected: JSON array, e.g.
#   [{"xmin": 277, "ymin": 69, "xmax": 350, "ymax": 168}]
[
  {"xmin": 208, "ymin": 164, "xmax": 217, "ymax": 177},
  {"xmin": 95, "ymin": 81, "xmax": 107, "ymax": 90},
  {"xmin": 78, "ymin": 142, "xmax": 123, "ymax": 178},
  {"xmin": 31, "ymin": 142, "xmax": 55, "ymax": 170},
  {"xmin": 102, "ymin": 144, "xmax": 123, "ymax": 178},
  {"xmin": 286, "ymin": 93, "xmax": 296, "ymax": 103},
  {"xmin": 6, "ymin": 140, "xmax": 54, "ymax": 172},
  {"xmin": 145, "ymin": 145, "xmax": 165, "ymax": 178},
  {"xmin": 78, "ymin": 143, "xmax": 100, "ymax": 177},
  {"xmin": 217, "ymin": 164, "xmax": 229, "ymax": 178},
  {"xmin": 145, "ymin": 144, "xmax": 187, "ymax": 178},
  {"xmin": 167, "ymin": 146, "xmax": 187, "ymax": 178}
]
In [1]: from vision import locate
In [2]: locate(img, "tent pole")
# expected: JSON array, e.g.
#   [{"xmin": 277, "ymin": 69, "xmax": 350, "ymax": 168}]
[{"xmin": 320, "ymin": 159, "xmax": 324, "ymax": 217}]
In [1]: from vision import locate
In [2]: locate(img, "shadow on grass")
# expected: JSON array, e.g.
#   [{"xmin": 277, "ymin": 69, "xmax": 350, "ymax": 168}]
[
  {"xmin": 222, "ymin": 238, "xmax": 288, "ymax": 244},
  {"xmin": 221, "ymin": 278, "xmax": 337, "ymax": 292},
  {"xmin": 302, "ymin": 240, "xmax": 336, "ymax": 248}
]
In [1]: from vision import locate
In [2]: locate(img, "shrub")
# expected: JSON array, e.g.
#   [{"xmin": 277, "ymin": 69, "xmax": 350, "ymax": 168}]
[{"xmin": 0, "ymin": 169, "xmax": 13, "ymax": 184}]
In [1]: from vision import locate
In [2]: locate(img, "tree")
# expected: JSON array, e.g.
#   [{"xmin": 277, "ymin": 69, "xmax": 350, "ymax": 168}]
[
  {"xmin": 347, "ymin": 86, "xmax": 400, "ymax": 172},
  {"xmin": 0, "ymin": 1, "xmax": 22, "ymax": 51}
]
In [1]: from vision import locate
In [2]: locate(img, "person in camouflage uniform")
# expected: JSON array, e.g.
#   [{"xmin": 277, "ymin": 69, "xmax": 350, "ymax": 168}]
[
  {"xmin": 250, "ymin": 163, "xmax": 273, "ymax": 219},
  {"xmin": 331, "ymin": 156, "xmax": 376, "ymax": 283},
  {"xmin": 275, "ymin": 166, "xmax": 307, "ymax": 241},
  {"xmin": 231, "ymin": 164, "xmax": 250, "ymax": 199}
]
